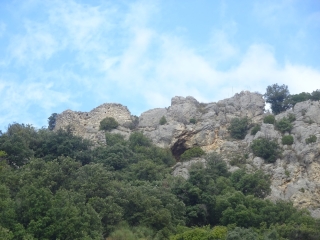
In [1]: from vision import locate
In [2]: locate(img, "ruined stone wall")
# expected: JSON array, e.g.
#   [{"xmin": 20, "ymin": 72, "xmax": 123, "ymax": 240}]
[{"xmin": 54, "ymin": 103, "xmax": 133, "ymax": 144}]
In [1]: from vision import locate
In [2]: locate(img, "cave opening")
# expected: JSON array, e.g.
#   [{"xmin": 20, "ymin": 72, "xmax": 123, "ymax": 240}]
[{"xmin": 170, "ymin": 139, "xmax": 188, "ymax": 160}]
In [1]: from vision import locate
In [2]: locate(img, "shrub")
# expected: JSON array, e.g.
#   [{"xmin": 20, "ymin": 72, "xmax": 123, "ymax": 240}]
[
  {"xmin": 251, "ymin": 124, "xmax": 261, "ymax": 135},
  {"xmin": 306, "ymin": 135, "xmax": 317, "ymax": 144},
  {"xmin": 228, "ymin": 117, "xmax": 249, "ymax": 139},
  {"xmin": 282, "ymin": 135, "xmax": 294, "ymax": 145},
  {"xmin": 99, "ymin": 117, "xmax": 119, "ymax": 131},
  {"xmin": 189, "ymin": 118, "xmax": 196, "ymax": 124},
  {"xmin": 263, "ymin": 115, "xmax": 275, "ymax": 124},
  {"xmin": 275, "ymin": 118, "xmax": 293, "ymax": 133},
  {"xmin": 180, "ymin": 146, "xmax": 205, "ymax": 161},
  {"xmin": 287, "ymin": 113, "xmax": 296, "ymax": 122},
  {"xmin": 105, "ymin": 133, "xmax": 126, "ymax": 146},
  {"xmin": 251, "ymin": 138, "xmax": 281, "ymax": 163},
  {"xmin": 159, "ymin": 116, "xmax": 167, "ymax": 125}
]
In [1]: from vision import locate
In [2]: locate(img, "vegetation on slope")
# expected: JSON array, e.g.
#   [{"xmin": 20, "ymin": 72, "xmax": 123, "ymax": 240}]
[{"xmin": 0, "ymin": 123, "xmax": 320, "ymax": 240}]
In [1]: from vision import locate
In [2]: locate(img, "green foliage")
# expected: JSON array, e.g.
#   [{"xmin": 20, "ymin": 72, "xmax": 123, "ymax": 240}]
[
  {"xmin": 1, "ymin": 120, "xmax": 320, "ymax": 239},
  {"xmin": 170, "ymin": 225, "xmax": 228, "ymax": 240},
  {"xmin": 310, "ymin": 89, "xmax": 320, "ymax": 101},
  {"xmin": 287, "ymin": 113, "xmax": 296, "ymax": 122},
  {"xmin": 230, "ymin": 169, "xmax": 271, "ymax": 198},
  {"xmin": 229, "ymin": 154, "xmax": 247, "ymax": 167},
  {"xmin": 306, "ymin": 135, "xmax": 317, "ymax": 144},
  {"xmin": 189, "ymin": 118, "xmax": 196, "ymax": 124},
  {"xmin": 226, "ymin": 227, "xmax": 258, "ymax": 240},
  {"xmin": 286, "ymin": 92, "xmax": 311, "ymax": 107},
  {"xmin": 264, "ymin": 84, "xmax": 290, "ymax": 114},
  {"xmin": 100, "ymin": 117, "xmax": 119, "ymax": 131},
  {"xmin": 128, "ymin": 131, "xmax": 152, "ymax": 149},
  {"xmin": 180, "ymin": 147, "xmax": 205, "ymax": 161},
  {"xmin": 275, "ymin": 117, "xmax": 293, "ymax": 133},
  {"xmin": 0, "ymin": 150, "xmax": 7, "ymax": 158},
  {"xmin": 263, "ymin": 115, "xmax": 275, "ymax": 124},
  {"xmin": 159, "ymin": 116, "xmax": 167, "ymax": 125},
  {"xmin": 282, "ymin": 135, "xmax": 294, "ymax": 145},
  {"xmin": 127, "ymin": 115, "xmax": 139, "ymax": 130},
  {"xmin": 105, "ymin": 133, "xmax": 126, "ymax": 146},
  {"xmin": 228, "ymin": 117, "xmax": 249, "ymax": 139},
  {"xmin": 48, "ymin": 113, "xmax": 57, "ymax": 131},
  {"xmin": 250, "ymin": 124, "xmax": 261, "ymax": 135},
  {"xmin": 251, "ymin": 138, "xmax": 281, "ymax": 163}
]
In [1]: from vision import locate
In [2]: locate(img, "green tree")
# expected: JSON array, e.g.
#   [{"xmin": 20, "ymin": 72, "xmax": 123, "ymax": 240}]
[
  {"xmin": 251, "ymin": 138, "xmax": 280, "ymax": 163},
  {"xmin": 230, "ymin": 169, "xmax": 271, "ymax": 198},
  {"xmin": 286, "ymin": 92, "xmax": 311, "ymax": 107},
  {"xmin": 228, "ymin": 117, "xmax": 249, "ymax": 139},
  {"xmin": 264, "ymin": 84, "xmax": 290, "ymax": 114},
  {"xmin": 310, "ymin": 89, "xmax": 320, "ymax": 101},
  {"xmin": 48, "ymin": 113, "xmax": 57, "ymax": 130}
]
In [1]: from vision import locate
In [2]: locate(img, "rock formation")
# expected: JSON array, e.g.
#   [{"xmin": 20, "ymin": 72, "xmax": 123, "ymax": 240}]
[{"xmin": 54, "ymin": 91, "xmax": 320, "ymax": 217}]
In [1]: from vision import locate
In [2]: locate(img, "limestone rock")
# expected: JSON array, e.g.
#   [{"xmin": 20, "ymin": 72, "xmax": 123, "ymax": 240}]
[{"xmin": 53, "ymin": 92, "xmax": 320, "ymax": 217}]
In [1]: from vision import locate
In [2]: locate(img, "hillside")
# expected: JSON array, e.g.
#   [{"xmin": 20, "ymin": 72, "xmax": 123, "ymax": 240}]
[
  {"xmin": 0, "ymin": 90, "xmax": 320, "ymax": 239},
  {"xmin": 54, "ymin": 91, "xmax": 320, "ymax": 218}
]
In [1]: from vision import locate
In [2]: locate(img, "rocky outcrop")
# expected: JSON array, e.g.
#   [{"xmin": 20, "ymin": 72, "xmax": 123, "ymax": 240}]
[
  {"xmin": 54, "ymin": 103, "xmax": 134, "ymax": 144},
  {"xmin": 53, "ymin": 92, "xmax": 320, "ymax": 217}
]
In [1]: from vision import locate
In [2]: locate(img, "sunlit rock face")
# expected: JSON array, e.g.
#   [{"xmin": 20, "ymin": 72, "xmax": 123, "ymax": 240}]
[{"xmin": 54, "ymin": 92, "xmax": 320, "ymax": 217}]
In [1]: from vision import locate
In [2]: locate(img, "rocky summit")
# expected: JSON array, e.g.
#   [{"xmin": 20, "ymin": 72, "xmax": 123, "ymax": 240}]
[{"xmin": 54, "ymin": 91, "xmax": 320, "ymax": 217}]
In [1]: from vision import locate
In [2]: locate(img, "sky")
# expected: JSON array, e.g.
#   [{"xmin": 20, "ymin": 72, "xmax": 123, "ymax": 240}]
[{"xmin": 0, "ymin": 0, "xmax": 319, "ymax": 130}]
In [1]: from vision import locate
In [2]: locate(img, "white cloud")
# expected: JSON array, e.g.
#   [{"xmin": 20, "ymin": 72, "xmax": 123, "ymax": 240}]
[{"xmin": 1, "ymin": 0, "xmax": 320, "ymax": 129}]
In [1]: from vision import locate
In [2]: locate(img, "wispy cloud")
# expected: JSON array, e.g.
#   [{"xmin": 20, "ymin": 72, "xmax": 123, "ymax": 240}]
[{"xmin": 0, "ymin": 0, "xmax": 319, "ymax": 130}]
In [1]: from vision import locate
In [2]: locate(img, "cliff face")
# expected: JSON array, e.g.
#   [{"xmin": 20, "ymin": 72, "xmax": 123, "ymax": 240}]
[{"xmin": 54, "ymin": 92, "xmax": 320, "ymax": 217}]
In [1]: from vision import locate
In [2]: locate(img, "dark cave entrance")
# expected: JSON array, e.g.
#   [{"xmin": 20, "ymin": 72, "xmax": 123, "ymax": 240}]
[{"xmin": 170, "ymin": 138, "xmax": 188, "ymax": 160}]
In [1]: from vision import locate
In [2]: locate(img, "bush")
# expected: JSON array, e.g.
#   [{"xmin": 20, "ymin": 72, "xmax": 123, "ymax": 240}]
[
  {"xmin": 159, "ymin": 116, "xmax": 167, "ymax": 125},
  {"xmin": 306, "ymin": 135, "xmax": 317, "ymax": 144},
  {"xmin": 251, "ymin": 138, "xmax": 280, "ymax": 163},
  {"xmin": 230, "ymin": 169, "xmax": 271, "ymax": 198},
  {"xmin": 99, "ymin": 117, "xmax": 119, "ymax": 131},
  {"xmin": 263, "ymin": 115, "xmax": 275, "ymax": 124},
  {"xmin": 189, "ymin": 118, "xmax": 196, "ymax": 124},
  {"xmin": 228, "ymin": 117, "xmax": 249, "ymax": 139},
  {"xmin": 251, "ymin": 124, "xmax": 261, "ymax": 135},
  {"xmin": 180, "ymin": 147, "xmax": 205, "ymax": 161},
  {"xmin": 282, "ymin": 135, "xmax": 294, "ymax": 145},
  {"xmin": 105, "ymin": 133, "xmax": 126, "ymax": 146},
  {"xmin": 287, "ymin": 113, "xmax": 296, "ymax": 122},
  {"xmin": 275, "ymin": 118, "xmax": 293, "ymax": 133}
]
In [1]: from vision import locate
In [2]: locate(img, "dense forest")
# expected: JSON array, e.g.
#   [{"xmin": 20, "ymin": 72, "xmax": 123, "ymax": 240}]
[
  {"xmin": 1, "ymin": 86, "xmax": 320, "ymax": 239},
  {"xmin": 0, "ymin": 122, "xmax": 320, "ymax": 240}
]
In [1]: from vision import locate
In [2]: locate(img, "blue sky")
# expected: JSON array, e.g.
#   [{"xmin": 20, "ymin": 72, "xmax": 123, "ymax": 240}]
[{"xmin": 0, "ymin": 0, "xmax": 319, "ymax": 130}]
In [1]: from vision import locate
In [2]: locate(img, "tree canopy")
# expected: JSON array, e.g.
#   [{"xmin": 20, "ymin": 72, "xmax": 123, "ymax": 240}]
[
  {"xmin": 264, "ymin": 84, "xmax": 290, "ymax": 114},
  {"xmin": 0, "ymin": 123, "xmax": 319, "ymax": 239}
]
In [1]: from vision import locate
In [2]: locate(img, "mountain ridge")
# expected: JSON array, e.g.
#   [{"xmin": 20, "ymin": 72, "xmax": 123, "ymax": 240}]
[{"xmin": 54, "ymin": 91, "xmax": 320, "ymax": 217}]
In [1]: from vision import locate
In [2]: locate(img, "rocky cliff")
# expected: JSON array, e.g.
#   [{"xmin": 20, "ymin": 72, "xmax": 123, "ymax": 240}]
[{"xmin": 54, "ymin": 91, "xmax": 320, "ymax": 217}]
